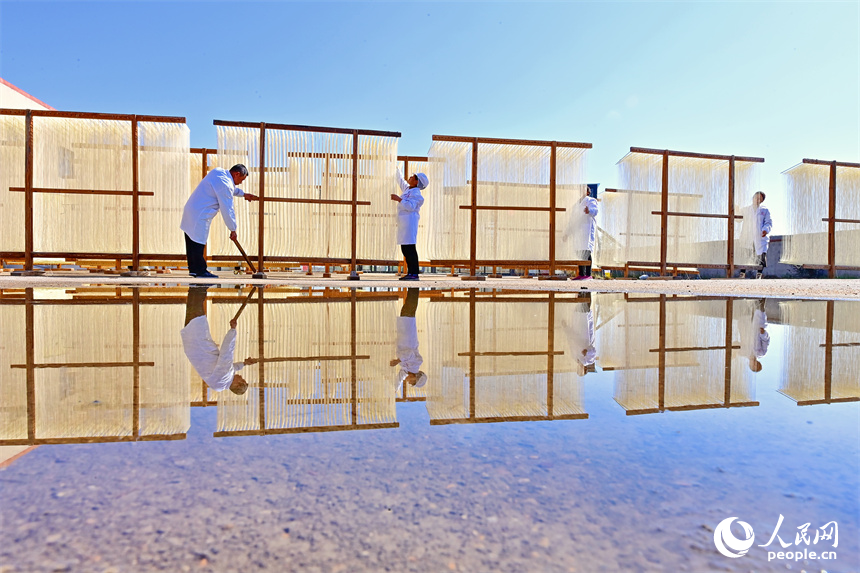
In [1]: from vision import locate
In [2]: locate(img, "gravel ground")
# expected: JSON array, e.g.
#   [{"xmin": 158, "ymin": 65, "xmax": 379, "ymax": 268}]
[{"xmin": 0, "ymin": 272, "xmax": 858, "ymax": 300}]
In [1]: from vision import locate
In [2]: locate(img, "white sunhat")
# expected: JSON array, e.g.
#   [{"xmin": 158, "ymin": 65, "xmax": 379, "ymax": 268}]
[{"xmin": 415, "ymin": 173, "xmax": 429, "ymax": 190}]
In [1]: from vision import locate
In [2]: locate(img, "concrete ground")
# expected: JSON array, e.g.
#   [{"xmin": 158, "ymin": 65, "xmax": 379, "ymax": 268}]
[{"xmin": 0, "ymin": 271, "xmax": 858, "ymax": 299}]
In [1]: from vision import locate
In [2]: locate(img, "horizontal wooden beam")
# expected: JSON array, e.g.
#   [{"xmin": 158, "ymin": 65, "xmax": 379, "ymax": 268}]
[
  {"xmin": 629, "ymin": 147, "xmax": 764, "ymax": 163},
  {"xmin": 430, "ymin": 413, "xmax": 589, "ymax": 425},
  {"xmin": 0, "ymin": 109, "xmax": 185, "ymax": 122},
  {"xmin": 190, "ymin": 148, "xmax": 218, "ymax": 154},
  {"xmin": 433, "ymin": 134, "xmax": 591, "ymax": 149},
  {"xmin": 821, "ymin": 217, "xmax": 860, "ymax": 224},
  {"xmin": 262, "ymin": 197, "xmax": 371, "ymax": 206},
  {"xmin": 10, "ymin": 187, "xmax": 155, "ymax": 197},
  {"xmin": 11, "ymin": 361, "xmax": 155, "ymax": 369},
  {"xmin": 604, "ymin": 188, "xmax": 704, "ymax": 198},
  {"xmin": 650, "ymin": 210, "xmax": 742, "ymax": 219},
  {"xmin": 459, "ymin": 205, "xmax": 567, "ymax": 212},
  {"xmin": 649, "ymin": 345, "xmax": 740, "ymax": 353},
  {"xmin": 803, "ymin": 158, "xmax": 860, "ymax": 168},
  {"xmin": 398, "ymin": 155, "xmax": 429, "ymax": 162},
  {"xmin": 246, "ymin": 354, "xmax": 370, "ymax": 363},
  {"xmin": 430, "ymin": 259, "xmax": 589, "ymax": 266},
  {"xmin": 213, "ymin": 120, "xmax": 400, "ymax": 138},
  {"xmin": 214, "ymin": 422, "xmax": 400, "ymax": 437},
  {"xmin": 457, "ymin": 350, "xmax": 563, "ymax": 357}
]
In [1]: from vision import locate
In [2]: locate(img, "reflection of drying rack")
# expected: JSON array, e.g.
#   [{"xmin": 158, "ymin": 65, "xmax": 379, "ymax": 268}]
[
  {"xmin": 1, "ymin": 289, "xmax": 185, "ymax": 445},
  {"xmin": 609, "ymin": 295, "xmax": 758, "ymax": 416},
  {"xmin": 781, "ymin": 300, "xmax": 860, "ymax": 406},
  {"xmin": 213, "ymin": 288, "xmax": 400, "ymax": 437},
  {"xmin": 430, "ymin": 289, "xmax": 590, "ymax": 425}
]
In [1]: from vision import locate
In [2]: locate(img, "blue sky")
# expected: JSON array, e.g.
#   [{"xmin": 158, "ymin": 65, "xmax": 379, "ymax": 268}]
[{"xmin": 1, "ymin": 1, "xmax": 858, "ymax": 232}]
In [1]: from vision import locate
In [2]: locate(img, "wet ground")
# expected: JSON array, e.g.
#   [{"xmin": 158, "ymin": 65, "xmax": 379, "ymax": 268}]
[{"xmin": 0, "ymin": 286, "xmax": 857, "ymax": 572}]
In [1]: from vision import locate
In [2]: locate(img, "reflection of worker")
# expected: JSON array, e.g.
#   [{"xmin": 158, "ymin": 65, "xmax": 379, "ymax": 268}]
[
  {"xmin": 561, "ymin": 294, "xmax": 597, "ymax": 375},
  {"xmin": 389, "ymin": 288, "xmax": 427, "ymax": 391},
  {"xmin": 391, "ymin": 171, "xmax": 427, "ymax": 281},
  {"xmin": 739, "ymin": 192, "xmax": 772, "ymax": 279},
  {"xmin": 564, "ymin": 187, "xmax": 599, "ymax": 280},
  {"xmin": 180, "ymin": 164, "xmax": 258, "ymax": 279},
  {"xmin": 741, "ymin": 299, "xmax": 770, "ymax": 372},
  {"xmin": 180, "ymin": 286, "xmax": 249, "ymax": 394}
]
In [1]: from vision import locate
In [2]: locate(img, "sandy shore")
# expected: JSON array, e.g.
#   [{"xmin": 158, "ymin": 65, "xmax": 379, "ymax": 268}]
[{"xmin": 0, "ymin": 272, "xmax": 858, "ymax": 300}]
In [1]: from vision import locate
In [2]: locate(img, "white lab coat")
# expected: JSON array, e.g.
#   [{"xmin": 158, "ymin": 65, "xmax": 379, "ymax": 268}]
[
  {"xmin": 741, "ymin": 204, "xmax": 773, "ymax": 256},
  {"xmin": 395, "ymin": 316, "xmax": 423, "ymax": 387},
  {"xmin": 752, "ymin": 309, "xmax": 770, "ymax": 357},
  {"xmin": 180, "ymin": 316, "xmax": 245, "ymax": 391},
  {"xmin": 180, "ymin": 168, "xmax": 245, "ymax": 245},
  {"xmin": 565, "ymin": 194, "xmax": 599, "ymax": 253},
  {"xmin": 395, "ymin": 173, "xmax": 425, "ymax": 245},
  {"xmin": 562, "ymin": 305, "xmax": 596, "ymax": 367}
]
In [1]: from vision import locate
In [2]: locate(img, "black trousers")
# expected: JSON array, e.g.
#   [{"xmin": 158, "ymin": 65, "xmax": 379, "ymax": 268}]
[
  {"xmin": 401, "ymin": 244, "xmax": 419, "ymax": 275},
  {"xmin": 757, "ymin": 252, "xmax": 767, "ymax": 270},
  {"xmin": 184, "ymin": 233, "xmax": 207, "ymax": 275},
  {"xmin": 579, "ymin": 253, "xmax": 592, "ymax": 278},
  {"xmin": 400, "ymin": 288, "xmax": 419, "ymax": 317},
  {"xmin": 184, "ymin": 286, "xmax": 210, "ymax": 326}
]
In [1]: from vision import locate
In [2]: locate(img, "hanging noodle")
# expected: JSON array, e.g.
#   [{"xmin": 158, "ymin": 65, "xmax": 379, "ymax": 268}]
[
  {"xmin": 212, "ymin": 126, "xmax": 399, "ymax": 263},
  {"xmin": 778, "ymin": 300, "xmax": 860, "ymax": 403},
  {"xmin": 425, "ymin": 141, "xmax": 589, "ymax": 264},
  {"xmin": 216, "ymin": 296, "xmax": 397, "ymax": 433},
  {"xmin": 0, "ymin": 305, "xmax": 28, "ymax": 440},
  {"xmin": 782, "ymin": 163, "xmax": 860, "ymax": 267},
  {"xmin": 595, "ymin": 152, "xmax": 761, "ymax": 268},
  {"xmin": 0, "ymin": 114, "xmax": 26, "ymax": 253}
]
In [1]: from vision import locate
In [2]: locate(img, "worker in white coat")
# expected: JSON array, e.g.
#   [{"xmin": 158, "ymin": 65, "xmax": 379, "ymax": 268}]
[
  {"xmin": 561, "ymin": 294, "xmax": 597, "ymax": 375},
  {"xmin": 181, "ymin": 164, "xmax": 258, "ymax": 278},
  {"xmin": 389, "ymin": 288, "xmax": 427, "ymax": 391},
  {"xmin": 391, "ymin": 171, "xmax": 427, "ymax": 281},
  {"xmin": 181, "ymin": 286, "xmax": 250, "ymax": 394},
  {"xmin": 740, "ymin": 299, "xmax": 770, "ymax": 372},
  {"xmin": 563, "ymin": 187, "xmax": 599, "ymax": 280},
  {"xmin": 739, "ymin": 191, "xmax": 772, "ymax": 279}
]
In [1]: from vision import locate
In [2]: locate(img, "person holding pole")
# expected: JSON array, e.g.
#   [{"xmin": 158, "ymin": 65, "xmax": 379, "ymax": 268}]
[
  {"xmin": 181, "ymin": 285, "xmax": 251, "ymax": 395},
  {"xmin": 181, "ymin": 164, "xmax": 258, "ymax": 278},
  {"xmin": 739, "ymin": 191, "xmax": 772, "ymax": 279},
  {"xmin": 391, "ymin": 171, "xmax": 428, "ymax": 281}
]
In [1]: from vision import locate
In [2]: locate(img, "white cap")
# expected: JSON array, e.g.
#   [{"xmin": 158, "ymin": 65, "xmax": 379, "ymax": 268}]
[
  {"xmin": 414, "ymin": 371, "xmax": 428, "ymax": 388},
  {"xmin": 415, "ymin": 173, "xmax": 429, "ymax": 190}
]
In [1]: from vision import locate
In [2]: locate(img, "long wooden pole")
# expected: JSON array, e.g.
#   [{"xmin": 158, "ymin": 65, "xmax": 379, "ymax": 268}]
[
  {"xmin": 256, "ymin": 123, "xmax": 267, "ymax": 277},
  {"xmin": 132, "ymin": 288, "xmax": 141, "ymax": 439},
  {"xmin": 723, "ymin": 299, "xmax": 733, "ymax": 406},
  {"xmin": 547, "ymin": 292, "xmax": 555, "ymax": 418},
  {"xmin": 258, "ymin": 287, "xmax": 266, "ymax": 430},
  {"xmin": 727, "ymin": 156, "xmax": 735, "ymax": 278},
  {"xmin": 24, "ymin": 111, "xmax": 34, "ymax": 271},
  {"xmin": 461, "ymin": 138, "xmax": 484, "ymax": 281},
  {"xmin": 131, "ymin": 116, "xmax": 140, "ymax": 271},
  {"xmin": 351, "ymin": 288, "xmax": 358, "ymax": 424},
  {"xmin": 828, "ymin": 161, "xmax": 837, "ymax": 279},
  {"xmin": 658, "ymin": 295, "xmax": 667, "ymax": 411},
  {"xmin": 468, "ymin": 288, "xmax": 476, "ymax": 418},
  {"xmin": 660, "ymin": 151, "xmax": 669, "ymax": 276},
  {"xmin": 25, "ymin": 288, "xmax": 35, "ymax": 441},
  {"xmin": 549, "ymin": 143, "xmax": 558, "ymax": 277},
  {"xmin": 349, "ymin": 130, "xmax": 360, "ymax": 280}
]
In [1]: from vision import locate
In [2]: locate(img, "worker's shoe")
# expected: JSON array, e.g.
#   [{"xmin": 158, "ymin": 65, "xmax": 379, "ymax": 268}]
[
  {"xmin": 755, "ymin": 271, "xmax": 763, "ymax": 279},
  {"xmin": 399, "ymin": 274, "xmax": 419, "ymax": 281},
  {"xmin": 738, "ymin": 271, "xmax": 746, "ymax": 279},
  {"xmin": 571, "ymin": 275, "xmax": 592, "ymax": 281},
  {"xmin": 191, "ymin": 271, "xmax": 218, "ymax": 279}
]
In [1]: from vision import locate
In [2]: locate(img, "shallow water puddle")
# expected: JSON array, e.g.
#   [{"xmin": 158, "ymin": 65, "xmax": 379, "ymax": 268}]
[{"xmin": 1, "ymin": 286, "xmax": 857, "ymax": 572}]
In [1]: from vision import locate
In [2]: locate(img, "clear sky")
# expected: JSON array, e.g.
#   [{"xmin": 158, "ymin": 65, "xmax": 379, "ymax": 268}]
[{"xmin": 1, "ymin": 0, "xmax": 858, "ymax": 233}]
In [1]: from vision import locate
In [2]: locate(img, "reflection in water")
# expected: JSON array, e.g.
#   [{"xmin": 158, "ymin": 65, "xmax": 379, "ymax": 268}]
[
  {"xmin": 1, "ymin": 287, "xmax": 860, "ymax": 447},
  {"xmin": 779, "ymin": 299, "xmax": 860, "ymax": 405}
]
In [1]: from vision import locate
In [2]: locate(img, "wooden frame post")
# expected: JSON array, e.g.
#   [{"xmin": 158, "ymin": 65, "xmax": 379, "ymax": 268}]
[
  {"xmin": 546, "ymin": 292, "xmax": 555, "ymax": 417},
  {"xmin": 132, "ymin": 288, "xmax": 141, "ymax": 439},
  {"xmin": 348, "ymin": 130, "xmax": 361, "ymax": 280},
  {"xmin": 723, "ymin": 299, "xmax": 734, "ymax": 405},
  {"xmin": 12, "ymin": 112, "xmax": 44, "ymax": 276},
  {"xmin": 25, "ymin": 288, "xmax": 36, "ymax": 440},
  {"xmin": 121, "ymin": 117, "xmax": 149, "ymax": 276},
  {"xmin": 828, "ymin": 161, "xmax": 837, "ymax": 279},
  {"xmin": 660, "ymin": 151, "xmax": 669, "ymax": 276},
  {"xmin": 257, "ymin": 286, "xmax": 266, "ymax": 430},
  {"xmin": 254, "ymin": 124, "xmax": 268, "ymax": 279},
  {"xmin": 350, "ymin": 289, "xmax": 358, "ymax": 423},
  {"xmin": 727, "ymin": 156, "xmax": 735, "ymax": 278},
  {"xmin": 461, "ymin": 138, "xmax": 485, "ymax": 281},
  {"xmin": 541, "ymin": 142, "xmax": 565, "ymax": 280},
  {"xmin": 468, "ymin": 288, "xmax": 477, "ymax": 418}
]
